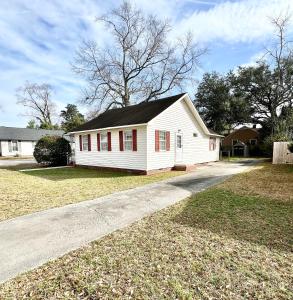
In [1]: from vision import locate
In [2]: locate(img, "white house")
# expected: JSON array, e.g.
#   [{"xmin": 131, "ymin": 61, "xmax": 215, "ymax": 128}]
[
  {"xmin": 69, "ymin": 93, "xmax": 223, "ymax": 174},
  {"xmin": 0, "ymin": 127, "xmax": 65, "ymax": 157}
]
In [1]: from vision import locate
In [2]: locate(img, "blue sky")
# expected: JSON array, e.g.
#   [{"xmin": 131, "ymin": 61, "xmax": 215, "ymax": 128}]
[{"xmin": 0, "ymin": 0, "xmax": 293, "ymax": 127}]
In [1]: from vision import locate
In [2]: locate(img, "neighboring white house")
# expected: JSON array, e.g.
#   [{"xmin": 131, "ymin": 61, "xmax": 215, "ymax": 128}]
[
  {"xmin": 69, "ymin": 93, "xmax": 223, "ymax": 174},
  {"xmin": 0, "ymin": 127, "xmax": 65, "ymax": 157}
]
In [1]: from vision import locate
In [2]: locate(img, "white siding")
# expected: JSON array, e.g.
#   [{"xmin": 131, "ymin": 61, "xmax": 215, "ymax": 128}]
[
  {"xmin": 0, "ymin": 140, "xmax": 35, "ymax": 157},
  {"xmin": 146, "ymin": 98, "xmax": 220, "ymax": 170},
  {"xmin": 75, "ymin": 126, "xmax": 147, "ymax": 170}
]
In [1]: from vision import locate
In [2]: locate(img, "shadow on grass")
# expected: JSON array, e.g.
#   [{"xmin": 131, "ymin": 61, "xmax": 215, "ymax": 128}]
[
  {"xmin": 20, "ymin": 166, "xmax": 135, "ymax": 181},
  {"xmin": 173, "ymin": 188, "xmax": 293, "ymax": 252}
]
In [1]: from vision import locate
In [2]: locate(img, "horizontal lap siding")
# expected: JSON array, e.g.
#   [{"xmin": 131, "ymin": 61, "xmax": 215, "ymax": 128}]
[
  {"xmin": 147, "ymin": 99, "xmax": 219, "ymax": 170},
  {"xmin": 0, "ymin": 140, "xmax": 34, "ymax": 156},
  {"xmin": 75, "ymin": 127, "xmax": 147, "ymax": 170}
]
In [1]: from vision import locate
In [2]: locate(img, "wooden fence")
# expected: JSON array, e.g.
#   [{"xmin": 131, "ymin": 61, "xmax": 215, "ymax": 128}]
[{"xmin": 273, "ymin": 142, "xmax": 293, "ymax": 164}]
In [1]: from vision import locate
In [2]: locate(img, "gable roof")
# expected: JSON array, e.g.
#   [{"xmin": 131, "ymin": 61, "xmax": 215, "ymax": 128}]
[
  {"xmin": 0, "ymin": 126, "xmax": 64, "ymax": 141},
  {"xmin": 70, "ymin": 93, "xmax": 223, "ymax": 137},
  {"xmin": 71, "ymin": 93, "xmax": 186, "ymax": 133}
]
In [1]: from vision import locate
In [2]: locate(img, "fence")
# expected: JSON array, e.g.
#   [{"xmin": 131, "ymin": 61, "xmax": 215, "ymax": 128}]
[{"xmin": 273, "ymin": 142, "xmax": 293, "ymax": 164}]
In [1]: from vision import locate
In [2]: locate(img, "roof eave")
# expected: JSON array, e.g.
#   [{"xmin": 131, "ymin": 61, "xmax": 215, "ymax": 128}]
[{"xmin": 68, "ymin": 122, "xmax": 148, "ymax": 134}]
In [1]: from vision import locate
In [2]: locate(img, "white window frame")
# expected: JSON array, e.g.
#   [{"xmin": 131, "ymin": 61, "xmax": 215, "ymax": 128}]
[
  {"xmin": 82, "ymin": 135, "xmax": 88, "ymax": 151},
  {"xmin": 249, "ymin": 139, "xmax": 257, "ymax": 145},
  {"xmin": 210, "ymin": 137, "xmax": 216, "ymax": 151},
  {"xmin": 9, "ymin": 140, "xmax": 18, "ymax": 152},
  {"xmin": 159, "ymin": 131, "xmax": 167, "ymax": 151},
  {"xmin": 100, "ymin": 132, "xmax": 108, "ymax": 151},
  {"xmin": 124, "ymin": 130, "xmax": 133, "ymax": 151}
]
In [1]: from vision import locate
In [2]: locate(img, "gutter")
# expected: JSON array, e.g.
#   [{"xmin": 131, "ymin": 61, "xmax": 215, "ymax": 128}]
[{"xmin": 68, "ymin": 123, "xmax": 148, "ymax": 135}]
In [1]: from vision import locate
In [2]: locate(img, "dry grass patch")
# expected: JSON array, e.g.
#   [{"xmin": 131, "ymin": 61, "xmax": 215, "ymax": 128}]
[
  {"xmin": 0, "ymin": 167, "xmax": 184, "ymax": 221},
  {"xmin": 219, "ymin": 162, "xmax": 293, "ymax": 201},
  {"xmin": 0, "ymin": 162, "xmax": 292, "ymax": 299}
]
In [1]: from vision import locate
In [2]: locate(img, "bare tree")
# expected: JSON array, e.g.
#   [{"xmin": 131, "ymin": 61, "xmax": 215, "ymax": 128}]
[
  {"xmin": 264, "ymin": 13, "xmax": 293, "ymax": 130},
  {"xmin": 73, "ymin": 1, "xmax": 205, "ymax": 110},
  {"xmin": 16, "ymin": 82, "xmax": 57, "ymax": 128}
]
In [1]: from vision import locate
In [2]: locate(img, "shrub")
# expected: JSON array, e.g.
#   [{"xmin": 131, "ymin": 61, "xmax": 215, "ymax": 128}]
[
  {"xmin": 34, "ymin": 136, "xmax": 71, "ymax": 166},
  {"xmin": 262, "ymin": 133, "xmax": 291, "ymax": 157}
]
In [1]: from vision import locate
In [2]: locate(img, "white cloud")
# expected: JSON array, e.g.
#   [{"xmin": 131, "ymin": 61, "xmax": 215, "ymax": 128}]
[
  {"xmin": 175, "ymin": 0, "xmax": 293, "ymax": 43},
  {"xmin": 1, "ymin": 0, "xmax": 293, "ymax": 127}
]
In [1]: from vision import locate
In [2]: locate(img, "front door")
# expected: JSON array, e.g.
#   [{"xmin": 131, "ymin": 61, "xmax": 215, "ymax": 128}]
[{"xmin": 175, "ymin": 133, "xmax": 183, "ymax": 162}]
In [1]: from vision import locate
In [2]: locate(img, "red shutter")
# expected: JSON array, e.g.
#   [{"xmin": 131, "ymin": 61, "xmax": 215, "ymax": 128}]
[
  {"xmin": 97, "ymin": 133, "xmax": 100, "ymax": 151},
  {"xmin": 155, "ymin": 130, "xmax": 160, "ymax": 152},
  {"xmin": 79, "ymin": 135, "xmax": 82, "ymax": 151},
  {"xmin": 107, "ymin": 132, "xmax": 112, "ymax": 151},
  {"xmin": 166, "ymin": 131, "xmax": 170, "ymax": 151},
  {"xmin": 119, "ymin": 131, "xmax": 124, "ymax": 151},
  {"xmin": 132, "ymin": 129, "xmax": 137, "ymax": 151},
  {"xmin": 88, "ymin": 134, "xmax": 91, "ymax": 151}
]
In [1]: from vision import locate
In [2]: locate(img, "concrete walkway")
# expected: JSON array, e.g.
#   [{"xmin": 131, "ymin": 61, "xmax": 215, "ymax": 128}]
[{"xmin": 0, "ymin": 160, "xmax": 257, "ymax": 283}]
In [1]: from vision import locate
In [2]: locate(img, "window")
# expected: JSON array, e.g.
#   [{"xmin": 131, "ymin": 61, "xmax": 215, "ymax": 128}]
[
  {"xmin": 232, "ymin": 139, "xmax": 238, "ymax": 146},
  {"xmin": 8, "ymin": 140, "xmax": 18, "ymax": 152},
  {"xmin": 177, "ymin": 135, "xmax": 182, "ymax": 148},
  {"xmin": 210, "ymin": 137, "xmax": 216, "ymax": 151},
  {"xmin": 159, "ymin": 131, "xmax": 167, "ymax": 151},
  {"xmin": 100, "ymin": 133, "xmax": 108, "ymax": 151},
  {"xmin": 124, "ymin": 131, "xmax": 133, "ymax": 151},
  {"xmin": 82, "ymin": 135, "xmax": 88, "ymax": 151},
  {"xmin": 250, "ymin": 139, "xmax": 257, "ymax": 145}
]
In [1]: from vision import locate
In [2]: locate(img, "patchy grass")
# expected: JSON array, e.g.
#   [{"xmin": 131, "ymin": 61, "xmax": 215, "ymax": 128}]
[
  {"xmin": 0, "ymin": 162, "xmax": 292, "ymax": 299},
  {"xmin": 219, "ymin": 163, "xmax": 293, "ymax": 202},
  {"xmin": 221, "ymin": 156, "xmax": 265, "ymax": 162},
  {"xmin": 0, "ymin": 167, "xmax": 184, "ymax": 221}
]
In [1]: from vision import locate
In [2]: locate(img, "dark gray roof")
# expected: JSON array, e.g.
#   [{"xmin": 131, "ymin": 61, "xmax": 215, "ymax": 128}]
[
  {"xmin": 71, "ymin": 93, "xmax": 186, "ymax": 132},
  {"xmin": 0, "ymin": 126, "xmax": 65, "ymax": 141}
]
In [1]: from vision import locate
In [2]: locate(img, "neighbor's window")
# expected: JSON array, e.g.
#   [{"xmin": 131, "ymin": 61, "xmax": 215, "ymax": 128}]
[
  {"xmin": 250, "ymin": 139, "xmax": 257, "ymax": 145},
  {"xmin": 124, "ymin": 130, "xmax": 133, "ymax": 151},
  {"xmin": 210, "ymin": 137, "xmax": 216, "ymax": 151},
  {"xmin": 82, "ymin": 135, "xmax": 88, "ymax": 151},
  {"xmin": 8, "ymin": 140, "xmax": 18, "ymax": 152},
  {"xmin": 159, "ymin": 131, "xmax": 167, "ymax": 151},
  {"xmin": 100, "ymin": 133, "xmax": 108, "ymax": 151}
]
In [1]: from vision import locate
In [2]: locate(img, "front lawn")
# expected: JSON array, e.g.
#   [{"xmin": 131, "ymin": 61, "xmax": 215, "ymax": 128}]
[
  {"xmin": 0, "ymin": 166, "xmax": 184, "ymax": 221},
  {"xmin": 1, "ymin": 162, "xmax": 292, "ymax": 299}
]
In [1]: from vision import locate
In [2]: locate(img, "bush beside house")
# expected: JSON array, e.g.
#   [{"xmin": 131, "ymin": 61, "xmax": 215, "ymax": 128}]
[{"xmin": 34, "ymin": 136, "xmax": 71, "ymax": 166}]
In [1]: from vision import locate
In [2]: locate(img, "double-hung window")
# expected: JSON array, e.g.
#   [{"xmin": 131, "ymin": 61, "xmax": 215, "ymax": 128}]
[
  {"xmin": 12, "ymin": 141, "xmax": 18, "ymax": 151},
  {"xmin": 124, "ymin": 131, "xmax": 133, "ymax": 151},
  {"xmin": 250, "ymin": 139, "xmax": 257, "ymax": 145},
  {"xmin": 159, "ymin": 131, "xmax": 167, "ymax": 151},
  {"xmin": 82, "ymin": 135, "xmax": 88, "ymax": 151},
  {"xmin": 8, "ymin": 140, "xmax": 18, "ymax": 152},
  {"xmin": 100, "ymin": 133, "xmax": 108, "ymax": 151},
  {"xmin": 210, "ymin": 137, "xmax": 216, "ymax": 151}
]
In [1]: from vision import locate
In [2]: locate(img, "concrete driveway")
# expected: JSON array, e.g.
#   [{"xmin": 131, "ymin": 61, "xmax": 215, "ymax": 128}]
[
  {"xmin": 0, "ymin": 160, "xmax": 258, "ymax": 283},
  {"xmin": 0, "ymin": 158, "xmax": 36, "ymax": 167}
]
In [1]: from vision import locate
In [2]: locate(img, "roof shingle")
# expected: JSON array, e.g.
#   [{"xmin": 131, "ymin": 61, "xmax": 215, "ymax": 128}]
[
  {"xmin": 0, "ymin": 127, "xmax": 64, "ymax": 141},
  {"xmin": 71, "ymin": 93, "xmax": 186, "ymax": 132}
]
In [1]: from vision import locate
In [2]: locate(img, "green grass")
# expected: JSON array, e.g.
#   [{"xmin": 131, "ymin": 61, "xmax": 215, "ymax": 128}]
[
  {"xmin": 0, "ymin": 166, "xmax": 184, "ymax": 221},
  {"xmin": 0, "ymin": 163, "xmax": 292, "ymax": 299}
]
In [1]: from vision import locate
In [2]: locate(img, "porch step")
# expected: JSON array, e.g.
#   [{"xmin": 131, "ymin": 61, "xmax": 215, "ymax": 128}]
[{"xmin": 173, "ymin": 164, "xmax": 197, "ymax": 171}]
